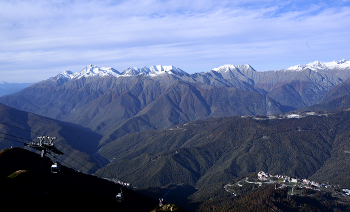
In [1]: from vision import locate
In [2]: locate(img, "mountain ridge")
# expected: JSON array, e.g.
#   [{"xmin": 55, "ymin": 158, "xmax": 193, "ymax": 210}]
[
  {"xmin": 1, "ymin": 59, "xmax": 350, "ymax": 147},
  {"xmin": 53, "ymin": 59, "xmax": 350, "ymax": 81},
  {"xmin": 287, "ymin": 58, "xmax": 350, "ymax": 71},
  {"xmin": 45, "ymin": 59, "xmax": 349, "ymax": 109},
  {"xmin": 96, "ymin": 108, "xmax": 350, "ymax": 189}
]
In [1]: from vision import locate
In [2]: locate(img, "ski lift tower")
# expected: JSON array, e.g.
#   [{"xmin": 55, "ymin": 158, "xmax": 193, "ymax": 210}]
[{"xmin": 24, "ymin": 136, "xmax": 63, "ymax": 194}]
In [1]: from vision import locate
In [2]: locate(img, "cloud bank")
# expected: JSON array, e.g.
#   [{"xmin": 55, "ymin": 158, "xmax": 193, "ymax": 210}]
[{"xmin": 1, "ymin": 0, "xmax": 349, "ymax": 82}]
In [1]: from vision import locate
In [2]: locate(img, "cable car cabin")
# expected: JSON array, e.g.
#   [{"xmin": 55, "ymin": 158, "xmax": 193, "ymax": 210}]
[
  {"xmin": 51, "ymin": 162, "xmax": 61, "ymax": 173},
  {"xmin": 116, "ymin": 193, "xmax": 124, "ymax": 202}
]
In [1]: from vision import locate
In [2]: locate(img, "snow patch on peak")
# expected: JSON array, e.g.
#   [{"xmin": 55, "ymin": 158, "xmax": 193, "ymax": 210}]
[
  {"xmin": 287, "ymin": 59, "xmax": 350, "ymax": 71},
  {"xmin": 324, "ymin": 59, "xmax": 350, "ymax": 69},
  {"xmin": 56, "ymin": 70, "xmax": 74, "ymax": 79},
  {"xmin": 338, "ymin": 59, "xmax": 349, "ymax": 63},
  {"xmin": 75, "ymin": 65, "xmax": 121, "ymax": 79},
  {"xmin": 212, "ymin": 64, "xmax": 255, "ymax": 72},
  {"xmin": 122, "ymin": 65, "xmax": 186, "ymax": 77},
  {"xmin": 54, "ymin": 64, "xmax": 189, "ymax": 81},
  {"xmin": 148, "ymin": 65, "xmax": 186, "ymax": 76},
  {"xmin": 122, "ymin": 67, "xmax": 150, "ymax": 76},
  {"xmin": 54, "ymin": 65, "xmax": 122, "ymax": 81}
]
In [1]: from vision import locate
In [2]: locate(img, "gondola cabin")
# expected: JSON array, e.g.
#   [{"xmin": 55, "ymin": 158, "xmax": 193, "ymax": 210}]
[
  {"xmin": 116, "ymin": 193, "xmax": 124, "ymax": 202},
  {"xmin": 51, "ymin": 162, "xmax": 61, "ymax": 173}
]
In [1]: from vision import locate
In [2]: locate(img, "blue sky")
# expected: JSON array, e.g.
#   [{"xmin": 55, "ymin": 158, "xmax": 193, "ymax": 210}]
[{"xmin": 1, "ymin": 0, "xmax": 350, "ymax": 82}]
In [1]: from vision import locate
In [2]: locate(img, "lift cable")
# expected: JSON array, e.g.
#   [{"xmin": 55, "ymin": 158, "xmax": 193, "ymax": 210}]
[
  {"xmin": 0, "ymin": 135, "xmax": 27, "ymax": 145},
  {"xmin": 0, "ymin": 121, "xmax": 44, "ymax": 136},
  {"xmin": 0, "ymin": 123, "xmax": 115, "ymax": 178},
  {"xmin": 52, "ymin": 143, "xmax": 112, "ymax": 177},
  {"xmin": 0, "ymin": 134, "xmax": 93, "ymax": 175},
  {"xmin": 0, "ymin": 121, "xmax": 95, "ymax": 163},
  {"xmin": 0, "ymin": 131, "xmax": 33, "ymax": 144},
  {"xmin": 0, "ymin": 132, "xmax": 91, "ymax": 172},
  {"xmin": 54, "ymin": 142, "xmax": 91, "ymax": 161},
  {"xmin": 0, "ymin": 122, "xmax": 92, "ymax": 161},
  {"xmin": 53, "ymin": 142, "xmax": 114, "ymax": 174}
]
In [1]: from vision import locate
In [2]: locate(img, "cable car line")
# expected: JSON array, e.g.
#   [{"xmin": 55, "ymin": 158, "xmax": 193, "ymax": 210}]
[
  {"xmin": 0, "ymin": 123, "xmax": 94, "ymax": 165},
  {"xmin": 0, "ymin": 121, "xmax": 45, "ymax": 136},
  {"xmin": 0, "ymin": 121, "xmax": 96, "ymax": 164},
  {"xmin": 0, "ymin": 123, "xmax": 115, "ymax": 178},
  {"xmin": 0, "ymin": 131, "xmax": 32, "ymax": 143},
  {"xmin": 1, "ymin": 132, "xmax": 123, "ymax": 202},
  {"xmin": 0, "ymin": 135, "xmax": 27, "ymax": 144},
  {"xmin": 54, "ymin": 142, "xmax": 91, "ymax": 161},
  {"xmin": 0, "ymin": 135, "xmax": 80, "ymax": 174},
  {"xmin": 0, "ymin": 131, "xmax": 101, "ymax": 175}
]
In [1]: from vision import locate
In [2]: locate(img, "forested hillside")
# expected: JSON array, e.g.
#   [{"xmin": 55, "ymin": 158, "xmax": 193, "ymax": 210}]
[{"xmin": 96, "ymin": 108, "xmax": 350, "ymax": 189}]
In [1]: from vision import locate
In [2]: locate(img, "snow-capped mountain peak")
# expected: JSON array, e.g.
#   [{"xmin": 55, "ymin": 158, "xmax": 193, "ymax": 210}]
[
  {"xmin": 55, "ymin": 65, "xmax": 121, "ymax": 80},
  {"xmin": 74, "ymin": 64, "xmax": 121, "ymax": 79},
  {"xmin": 55, "ymin": 70, "xmax": 74, "ymax": 80},
  {"xmin": 54, "ymin": 65, "xmax": 188, "ymax": 81},
  {"xmin": 212, "ymin": 64, "xmax": 256, "ymax": 73},
  {"xmin": 148, "ymin": 65, "xmax": 187, "ymax": 76},
  {"xmin": 122, "ymin": 67, "xmax": 150, "ymax": 76},
  {"xmin": 121, "ymin": 65, "xmax": 186, "ymax": 76},
  {"xmin": 287, "ymin": 59, "xmax": 350, "ymax": 71}
]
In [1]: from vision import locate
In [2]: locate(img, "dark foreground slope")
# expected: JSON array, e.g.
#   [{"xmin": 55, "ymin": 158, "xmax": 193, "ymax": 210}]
[
  {"xmin": 96, "ymin": 108, "xmax": 350, "ymax": 189},
  {"xmin": 0, "ymin": 103, "xmax": 103, "ymax": 172},
  {"xmin": 0, "ymin": 148, "xmax": 158, "ymax": 212}
]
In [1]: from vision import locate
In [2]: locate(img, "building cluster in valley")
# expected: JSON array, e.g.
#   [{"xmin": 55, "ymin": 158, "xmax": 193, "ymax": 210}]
[
  {"xmin": 247, "ymin": 111, "xmax": 334, "ymax": 121},
  {"xmin": 258, "ymin": 171, "xmax": 350, "ymax": 195}
]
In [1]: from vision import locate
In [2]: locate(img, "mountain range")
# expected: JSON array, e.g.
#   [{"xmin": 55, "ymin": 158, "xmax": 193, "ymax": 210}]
[
  {"xmin": 1, "ymin": 59, "xmax": 350, "ymax": 194},
  {"xmin": 1, "ymin": 59, "xmax": 349, "ymax": 143}
]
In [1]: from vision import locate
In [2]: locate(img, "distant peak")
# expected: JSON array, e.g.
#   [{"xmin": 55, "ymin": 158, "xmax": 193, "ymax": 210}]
[
  {"xmin": 287, "ymin": 59, "xmax": 350, "ymax": 71},
  {"xmin": 337, "ymin": 58, "xmax": 349, "ymax": 64},
  {"xmin": 212, "ymin": 64, "xmax": 256, "ymax": 72},
  {"xmin": 149, "ymin": 65, "xmax": 187, "ymax": 76},
  {"xmin": 55, "ymin": 70, "xmax": 74, "ymax": 79},
  {"xmin": 122, "ymin": 65, "xmax": 187, "ymax": 77}
]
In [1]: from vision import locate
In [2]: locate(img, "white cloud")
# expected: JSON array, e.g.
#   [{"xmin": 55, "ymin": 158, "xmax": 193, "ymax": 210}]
[{"xmin": 0, "ymin": 0, "xmax": 349, "ymax": 82}]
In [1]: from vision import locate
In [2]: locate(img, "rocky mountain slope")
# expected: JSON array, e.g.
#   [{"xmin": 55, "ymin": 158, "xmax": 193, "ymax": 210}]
[
  {"xmin": 319, "ymin": 78, "xmax": 350, "ymax": 103},
  {"xmin": 1, "ymin": 59, "xmax": 349, "ymax": 142},
  {"xmin": 0, "ymin": 68, "xmax": 286, "ymax": 141},
  {"xmin": 297, "ymin": 78, "xmax": 350, "ymax": 113}
]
